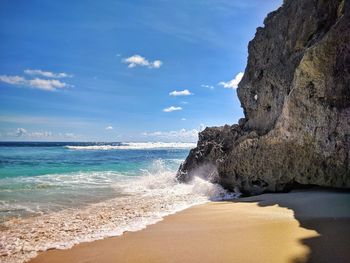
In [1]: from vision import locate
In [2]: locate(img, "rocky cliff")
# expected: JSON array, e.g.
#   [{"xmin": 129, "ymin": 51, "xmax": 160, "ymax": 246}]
[{"xmin": 177, "ymin": 0, "xmax": 350, "ymax": 195}]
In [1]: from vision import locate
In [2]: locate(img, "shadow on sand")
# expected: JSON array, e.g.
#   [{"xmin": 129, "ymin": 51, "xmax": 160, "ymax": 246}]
[{"xmin": 232, "ymin": 188, "xmax": 350, "ymax": 263}]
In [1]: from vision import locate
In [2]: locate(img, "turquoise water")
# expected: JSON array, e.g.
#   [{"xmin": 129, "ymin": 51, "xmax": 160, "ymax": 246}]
[
  {"xmin": 1, "ymin": 142, "xmax": 236, "ymax": 262},
  {"xmin": 0, "ymin": 142, "xmax": 191, "ymax": 220}
]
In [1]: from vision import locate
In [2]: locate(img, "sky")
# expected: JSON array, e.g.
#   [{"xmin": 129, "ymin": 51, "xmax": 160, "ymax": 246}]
[{"xmin": 0, "ymin": 0, "xmax": 282, "ymax": 142}]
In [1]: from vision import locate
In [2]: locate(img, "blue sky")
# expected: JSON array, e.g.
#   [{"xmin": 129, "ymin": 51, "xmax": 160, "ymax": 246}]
[{"xmin": 0, "ymin": 0, "xmax": 282, "ymax": 142}]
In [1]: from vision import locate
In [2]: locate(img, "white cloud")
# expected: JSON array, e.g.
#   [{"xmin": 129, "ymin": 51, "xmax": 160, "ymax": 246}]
[
  {"xmin": 6, "ymin": 128, "xmax": 80, "ymax": 139},
  {"xmin": 163, "ymin": 106, "xmax": 182, "ymax": 112},
  {"xmin": 16, "ymin": 128, "xmax": 27, "ymax": 137},
  {"xmin": 28, "ymin": 131, "xmax": 53, "ymax": 138},
  {"xmin": 169, "ymin": 89, "xmax": 193, "ymax": 96},
  {"xmin": 0, "ymin": 75, "xmax": 71, "ymax": 91},
  {"xmin": 201, "ymin": 84, "xmax": 214, "ymax": 90},
  {"xmin": 122, "ymin": 54, "xmax": 162, "ymax": 69},
  {"xmin": 11, "ymin": 128, "xmax": 51, "ymax": 138},
  {"xmin": 24, "ymin": 69, "xmax": 73, "ymax": 78},
  {"xmin": 28, "ymin": 78, "xmax": 69, "ymax": 91},
  {"xmin": 181, "ymin": 118, "xmax": 186, "ymax": 121},
  {"xmin": 152, "ymin": 60, "xmax": 162, "ymax": 68},
  {"xmin": 124, "ymin": 55, "xmax": 148, "ymax": 67},
  {"xmin": 218, "ymin": 72, "xmax": 244, "ymax": 89},
  {"xmin": 142, "ymin": 128, "xmax": 199, "ymax": 142},
  {"xmin": 0, "ymin": 75, "xmax": 26, "ymax": 85},
  {"xmin": 105, "ymin": 126, "xmax": 113, "ymax": 130}
]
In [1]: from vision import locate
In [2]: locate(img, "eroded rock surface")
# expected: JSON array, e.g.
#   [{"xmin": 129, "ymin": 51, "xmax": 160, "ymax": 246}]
[{"xmin": 177, "ymin": 0, "xmax": 350, "ymax": 195}]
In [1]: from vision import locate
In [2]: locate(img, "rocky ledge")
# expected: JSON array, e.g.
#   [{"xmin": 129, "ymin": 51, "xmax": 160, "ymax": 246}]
[{"xmin": 177, "ymin": 0, "xmax": 350, "ymax": 195}]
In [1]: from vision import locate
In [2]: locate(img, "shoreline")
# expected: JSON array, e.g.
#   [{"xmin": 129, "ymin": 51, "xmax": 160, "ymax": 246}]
[
  {"xmin": 29, "ymin": 189, "xmax": 350, "ymax": 263},
  {"xmin": 1, "ymin": 171, "xmax": 236, "ymax": 263}
]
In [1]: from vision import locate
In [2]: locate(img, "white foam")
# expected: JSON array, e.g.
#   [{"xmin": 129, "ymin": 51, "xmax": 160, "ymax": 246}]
[
  {"xmin": 0, "ymin": 160, "xmax": 238, "ymax": 263},
  {"xmin": 65, "ymin": 142, "xmax": 196, "ymax": 150}
]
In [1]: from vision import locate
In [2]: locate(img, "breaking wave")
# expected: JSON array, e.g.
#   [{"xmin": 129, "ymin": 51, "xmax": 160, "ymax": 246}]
[
  {"xmin": 65, "ymin": 142, "xmax": 197, "ymax": 150},
  {"xmin": 0, "ymin": 159, "xmax": 238, "ymax": 263}
]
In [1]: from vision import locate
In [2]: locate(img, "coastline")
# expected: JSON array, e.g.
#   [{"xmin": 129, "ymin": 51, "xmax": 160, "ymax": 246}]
[
  {"xmin": 1, "ymin": 1, "xmax": 348, "ymax": 263},
  {"xmin": 1, "ymin": 170, "xmax": 235, "ymax": 263},
  {"xmin": 29, "ymin": 189, "xmax": 350, "ymax": 263}
]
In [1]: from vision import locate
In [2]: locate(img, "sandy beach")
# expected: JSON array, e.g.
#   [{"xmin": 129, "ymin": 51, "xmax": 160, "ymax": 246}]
[
  {"xmin": 29, "ymin": 190, "xmax": 350, "ymax": 263},
  {"xmin": 1, "ymin": 1, "xmax": 349, "ymax": 263}
]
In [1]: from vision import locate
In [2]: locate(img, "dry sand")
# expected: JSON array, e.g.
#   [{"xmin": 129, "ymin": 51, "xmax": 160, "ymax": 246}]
[{"xmin": 29, "ymin": 190, "xmax": 350, "ymax": 263}]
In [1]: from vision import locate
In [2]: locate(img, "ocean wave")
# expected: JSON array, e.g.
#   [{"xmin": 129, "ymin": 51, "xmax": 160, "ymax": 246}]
[
  {"xmin": 65, "ymin": 142, "xmax": 196, "ymax": 150},
  {"xmin": 0, "ymin": 171, "xmax": 134, "ymax": 220},
  {"xmin": 0, "ymin": 160, "xmax": 238, "ymax": 263}
]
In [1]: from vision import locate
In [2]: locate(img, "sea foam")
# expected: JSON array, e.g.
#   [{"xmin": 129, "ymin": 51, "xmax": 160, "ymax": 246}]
[
  {"xmin": 0, "ymin": 159, "xmax": 237, "ymax": 263},
  {"xmin": 65, "ymin": 142, "xmax": 196, "ymax": 150}
]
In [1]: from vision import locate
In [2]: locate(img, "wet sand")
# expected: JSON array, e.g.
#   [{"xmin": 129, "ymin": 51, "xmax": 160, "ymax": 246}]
[{"xmin": 29, "ymin": 190, "xmax": 350, "ymax": 263}]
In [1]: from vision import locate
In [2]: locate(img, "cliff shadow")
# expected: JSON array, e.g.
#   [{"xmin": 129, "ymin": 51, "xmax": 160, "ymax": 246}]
[{"xmin": 231, "ymin": 189, "xmax": 350, "ymax": 263}]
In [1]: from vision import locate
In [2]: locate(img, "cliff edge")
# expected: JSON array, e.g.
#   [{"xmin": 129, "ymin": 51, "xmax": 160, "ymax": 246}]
[{"xmin": 177, "ymin": 0, "xmax": 350, "ymax": 195}]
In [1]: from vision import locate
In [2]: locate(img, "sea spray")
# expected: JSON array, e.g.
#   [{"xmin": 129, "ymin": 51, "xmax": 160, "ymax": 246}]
[{"xmin": 0, "ymin": 159, "xmax": 238, "ymax": 263}]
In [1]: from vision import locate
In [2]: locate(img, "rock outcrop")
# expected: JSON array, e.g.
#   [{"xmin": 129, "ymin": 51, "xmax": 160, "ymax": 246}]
[{"xmin": 177, "ymin": 0, "xmax": 350, "ymax": 195}]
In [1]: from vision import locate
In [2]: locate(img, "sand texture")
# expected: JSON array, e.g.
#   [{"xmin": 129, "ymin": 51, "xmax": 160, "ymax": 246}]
[{"xmin": 29, "ymin": 190, "xmax": 350, "ymax": 263}]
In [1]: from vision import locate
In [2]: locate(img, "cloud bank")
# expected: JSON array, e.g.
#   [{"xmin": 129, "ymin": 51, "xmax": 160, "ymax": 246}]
[{"xmin": 3, "ymin": 128, "xmax": 80, "ymax": 140}]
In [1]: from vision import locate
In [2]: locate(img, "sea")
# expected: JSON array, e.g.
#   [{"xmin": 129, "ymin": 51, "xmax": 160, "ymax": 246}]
[{"xmin": 0, "ymin": 141, "xmax": 236, "ymax": 263}]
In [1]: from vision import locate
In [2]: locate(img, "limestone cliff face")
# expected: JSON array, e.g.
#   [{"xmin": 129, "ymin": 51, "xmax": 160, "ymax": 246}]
[{"xmin": 177, "ymin": 0, "xmax": 350, "ymax": 195}]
